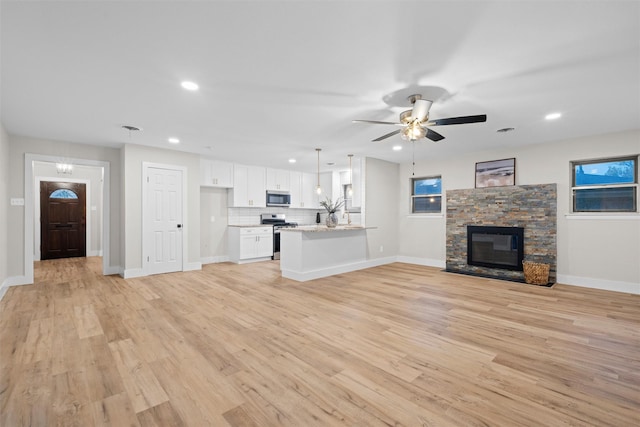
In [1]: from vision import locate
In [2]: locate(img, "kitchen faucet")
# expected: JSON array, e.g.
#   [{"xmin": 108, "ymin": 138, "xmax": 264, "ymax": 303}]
[{"xmin": 343, "ymin": 209, "xmax": 352, "ymax": 225}]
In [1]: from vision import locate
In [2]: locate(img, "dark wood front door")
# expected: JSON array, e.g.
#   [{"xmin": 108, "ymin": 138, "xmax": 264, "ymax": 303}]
[{"xmin": 40, "ymin": 181, "xmax": 86, "ymax": 260}]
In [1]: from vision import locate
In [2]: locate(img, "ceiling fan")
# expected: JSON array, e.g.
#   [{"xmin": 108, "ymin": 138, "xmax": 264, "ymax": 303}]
[{"xmin": 353, "ymin": 94, "xmax": 487, "ymax": 142}]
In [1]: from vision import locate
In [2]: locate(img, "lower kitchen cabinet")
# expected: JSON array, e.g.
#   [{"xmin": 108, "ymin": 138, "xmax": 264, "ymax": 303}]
[{"xmin": 228, "ymin": 226, "xmax": 273, "ymax": 263}]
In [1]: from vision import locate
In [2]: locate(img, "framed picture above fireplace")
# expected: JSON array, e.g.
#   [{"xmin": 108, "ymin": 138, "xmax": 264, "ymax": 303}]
[{"xmin": 475, "ymin": 158, "xmax": 516, "ymax": 188}]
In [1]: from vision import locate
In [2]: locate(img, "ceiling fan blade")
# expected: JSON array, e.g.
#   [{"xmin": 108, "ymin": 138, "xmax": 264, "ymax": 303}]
[
  {"xmin": 427, "ymin": 114, "xmax": 487, "ymax": 126},
  {"xmin": 353, "ymin": 119, "xmax": 403, "ymax": 126},
  {"xmin": 426, "ymin": 129, "xmax": 445, "ymax": 142},
  {"xmin": 372, "ymin": 129, "xmax": 402, "ymax": 142},
  {"xmin": 411, "ymin": 99, "xmax": 433, "ymax": 121}
]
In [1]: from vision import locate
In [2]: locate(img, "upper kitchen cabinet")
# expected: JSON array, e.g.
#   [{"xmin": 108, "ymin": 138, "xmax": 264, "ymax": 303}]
[
  {"xmin": 290, "ymin": 171, "xmax": 319, "ymax": 209},
  {"xmin": 266, "ymin": 168, "xmax": 290, "ymax": 191},
  {"xmin": 200, "ymin": 158, "xmax": 234, "ymax": 188},
  {"xmin": 229, "ymin": 164, "xmax": 266, "ymax": 207}
]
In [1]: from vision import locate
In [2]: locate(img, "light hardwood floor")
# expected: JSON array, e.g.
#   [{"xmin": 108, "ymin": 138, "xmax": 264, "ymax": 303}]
[{"xmin": 1, "ymin": 257, "xmax": 639, "ymax": 426}]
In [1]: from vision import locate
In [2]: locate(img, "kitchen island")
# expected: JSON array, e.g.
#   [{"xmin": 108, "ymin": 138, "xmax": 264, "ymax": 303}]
[{"xmin": 279, "ymin": 225, "xmax": 375, "ymax": 281}]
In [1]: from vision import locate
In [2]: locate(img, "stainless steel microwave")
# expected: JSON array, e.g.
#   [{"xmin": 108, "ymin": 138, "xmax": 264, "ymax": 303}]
[{"xmin": 266, "ymin": 190, "xmax": 291, "ymax": 207}]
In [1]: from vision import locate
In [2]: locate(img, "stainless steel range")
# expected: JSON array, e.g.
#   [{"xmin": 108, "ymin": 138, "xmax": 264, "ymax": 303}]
[{"xmin": 260, "ymin": 214, "xmax": 298, "ymax": 260}]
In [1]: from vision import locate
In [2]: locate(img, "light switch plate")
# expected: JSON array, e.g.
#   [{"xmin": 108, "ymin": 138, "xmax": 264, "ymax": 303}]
[{"xmin": 10, "ymin": 198, "xmax": 25, "ymax": 206}]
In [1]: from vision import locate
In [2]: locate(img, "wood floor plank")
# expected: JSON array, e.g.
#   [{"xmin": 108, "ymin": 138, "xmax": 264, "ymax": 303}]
[
  {"xmin": 107, "ymin": 338, "xmax": 169, "ymax": 413},
  {"xmin": 1, "ymin": 257, "xmax": 639, "ymax": 426}
]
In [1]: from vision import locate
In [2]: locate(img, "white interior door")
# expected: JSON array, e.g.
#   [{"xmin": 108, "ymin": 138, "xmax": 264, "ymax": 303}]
[{"xmin": 144, "ymin": 166, "xmax": 183, "ymax": 275}]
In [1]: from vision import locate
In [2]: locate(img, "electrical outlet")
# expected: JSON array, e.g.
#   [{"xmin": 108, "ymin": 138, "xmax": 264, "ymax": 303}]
[
  {"xmin": 379, "ymin": 245, "xmax": 384, "ymax": 253},
  {"xmin": 210, "ymin": 215, "xmax": 216, "ymax": 222}
]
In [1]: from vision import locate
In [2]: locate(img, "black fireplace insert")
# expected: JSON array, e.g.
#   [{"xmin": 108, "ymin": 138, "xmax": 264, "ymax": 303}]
[{"xmin": 467, "ymin": 225, "xmax": 524, "ymax": 271}]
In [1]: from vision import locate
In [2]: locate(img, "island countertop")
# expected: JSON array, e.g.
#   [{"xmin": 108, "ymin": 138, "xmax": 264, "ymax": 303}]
[{"xmin": 280, "ymin": 225, "xmax": 374, "ymax": 232}]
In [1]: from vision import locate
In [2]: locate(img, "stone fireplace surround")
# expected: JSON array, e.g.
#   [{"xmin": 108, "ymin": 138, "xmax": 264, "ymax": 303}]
[{"xmin": 446, "ymin": 183, "xmax": 557, "ymax": 283}]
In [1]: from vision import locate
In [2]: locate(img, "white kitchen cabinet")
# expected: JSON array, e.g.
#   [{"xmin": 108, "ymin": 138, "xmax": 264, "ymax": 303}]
[
  {"xmin": 230, "ymin": 164, "xmax": 266, "ymax": 207},
  {"xmin": 228, "ymin": 226, "xmax": 273, "ymax": 263},
  {"xmin": 200, "ymin": 158, "xmax": 234, "ymax": 188},
  {"xmin": 266, "ymin": 168, "xmax": 290, "ymax": 191},
  {"xmin": 290, "ymin": 171, "xmax": 320, "ymax": 209}
]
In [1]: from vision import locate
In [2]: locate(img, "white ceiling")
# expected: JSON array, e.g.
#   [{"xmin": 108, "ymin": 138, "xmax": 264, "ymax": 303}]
[{"xmin": 2, "ymin": 1, "xmax": 639, "ymax": 173}]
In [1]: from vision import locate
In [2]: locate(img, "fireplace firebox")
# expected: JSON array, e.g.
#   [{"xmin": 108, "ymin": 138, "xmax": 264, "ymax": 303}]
[{"xmin": 467, "ymin": 226, "xmax": 524, "ymax": 271}]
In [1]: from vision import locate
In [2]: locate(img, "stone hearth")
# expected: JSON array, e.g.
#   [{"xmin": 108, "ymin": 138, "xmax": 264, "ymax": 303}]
[{"xmin": 446, "ymin": 184, "xmax": 557, "ymax": 283}]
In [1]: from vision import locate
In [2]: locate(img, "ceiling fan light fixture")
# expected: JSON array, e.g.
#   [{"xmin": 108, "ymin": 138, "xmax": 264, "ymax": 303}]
[{"xmin": 401, "ymin": 123, "xmax": 426, "ymax": 141}]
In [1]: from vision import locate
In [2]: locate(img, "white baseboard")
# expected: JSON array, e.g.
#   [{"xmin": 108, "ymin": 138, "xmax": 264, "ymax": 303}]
[
  {"xmin": 556, "ymin": 274, "xmax": 640, "ymax": 295},
  {"xmin": 103, "ymin": 265, "xmax": 121, "ymax": 275},
  {"xmin": 201, "ymin": 256, "xmax": 230, "ymax": 265},
  {"xmin": 0, "ymin": 275, "xmax": 32, "ymax": 302},
  {"xmin": 396, "ymin": 256, "xmax": 446, "ymax": 269},
  {"xmin": 4, "ymin": 275, "xmax": 31, "ymax": 286},
  {"xmin": 184, "ymin": 262, "xmax": 202, "ymax": 272},
  {"xmin": 0, "ymin": 281, "xmax": 8, "ymax": 301},
  {"xmin": 122, "ymin": 268, "xmax": 145, "ymax": 279},
  {"xmin": 234, "ymin": 256, "xmax": 273, "ymax": 265},
  {"xmin": 282, "ymin": 257, "xmax": 396, "ymax": 282},
  {"xmin": 88, "ymin": 250, "xmax": 103, "ymax": 257}
]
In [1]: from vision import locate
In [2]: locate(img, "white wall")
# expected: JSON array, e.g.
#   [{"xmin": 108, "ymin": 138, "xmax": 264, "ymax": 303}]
[
  {"xmin": 364, "ymin": 157, "xmax": 399, "ymax": 260},
  {"xmin": 397, "ymin": 129, "xmax": 640, "ymax": 294},
  {"xmin": 6, "ymin": 135, "xmax": 121, "ymax": 279},
  {"xmin": 200, "ymin": 187, "xmax": 229, "ymax": 262},
  {"xmin": 121, "ymin": 144, "xmax": 201, "ymax": 275},
  {"xmin": 0, "ymin": 123, "xmax": 10, "ymax": 299}
]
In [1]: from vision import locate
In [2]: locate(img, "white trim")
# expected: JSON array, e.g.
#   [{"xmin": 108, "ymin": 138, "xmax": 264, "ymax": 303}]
[
  {"xmin": 396, "ymin": 256, "xmax": 446, "ymax": 268},
  {"xmin": 3, "ymin": 275, "xmax": 31, "ymax": 287},
  {"xmin": 104, "ymin": 265, "xmax": 121, "ymax": 275},
  {"xmin": 235, "ymin": 256, "xmax": 273, "ymax": 265},
  {"xmin": 557, "ymin": 274, "xmax": 640, "ymax": 295},
  {"xmin": 184, "ymin": 262, "xmax": 202, "ymax": 271},
  {"xmin": 0, "ymin": 283, "xmax": 8, "ymax": 301},
  {"xmin": 201, "ymin": 256, "xmax": 230, "ymax": 264},
  {"xmin": 25, "ymin": 154, "xmax": 111, "ymax": 283},
  {"xmin": 123, "ymin": 268, "xmax": 145, "ymax": 279},
  {"xmin": 142, "ymin": 162, "xmax": 188, "ymax": 276},
  {"xmin": 406, "ymin": 214, "xmax": 445, "ymax": 219},
  {"xmin": 281, "ymin": 256, "xmax": 395, "ymax": 282},
  {"xmin": 564, "ymin": 213, "xmax": 639, "ymax": 220},
  {"xmin": 35, "ymin": 176, "xmax": 91, "ymax": 261}
]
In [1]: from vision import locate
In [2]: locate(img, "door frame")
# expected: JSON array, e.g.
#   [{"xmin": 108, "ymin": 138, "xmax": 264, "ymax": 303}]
[
  {"xmin": 35, "ymin": 177, "xmax": 92, "ymax": 261},
  {"xmin": 24, "ymin": 154, "xmax": 111, "ymax": 284},
  {"xmin": 142, "ymin": 162, "xmax": 188, "ymax": 276}
]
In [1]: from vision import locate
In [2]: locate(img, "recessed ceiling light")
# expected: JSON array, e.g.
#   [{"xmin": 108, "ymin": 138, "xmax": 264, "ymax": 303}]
[
  {"xmin": 545, "ymin": 112, "xmax": 562, "ymax": 120},
  {"xmin": 327, "ymin": 162, "xmax": 335, "ymax": 166},
  {"xmin": 168, "ymin": 137, "xmax": 180, "ymax": 144},
  {"xmin": 288, "ymin": 158, "xmax": 296, "ymax": 163},
  {"xmin": 181, "ymin": 81, "xmax": 199, "ymax": 91},
  {"xmin": 496, "ymin": 127, "xmax": 515, "ymax": 133},
  {"xmin": 392, "ymin": 145, "xmax": 402, "ymax": 151}
]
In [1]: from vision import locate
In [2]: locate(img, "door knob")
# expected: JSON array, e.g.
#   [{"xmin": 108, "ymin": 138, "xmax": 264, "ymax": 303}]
[{"xmin": 177, "ymin": 224, "xmax": 183, "ymax": 228}]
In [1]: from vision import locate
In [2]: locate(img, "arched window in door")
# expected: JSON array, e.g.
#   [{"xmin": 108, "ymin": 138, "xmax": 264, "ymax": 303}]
[{"xmin": 50, "ymin": 189, "xmax": 78, "ymax": 199}]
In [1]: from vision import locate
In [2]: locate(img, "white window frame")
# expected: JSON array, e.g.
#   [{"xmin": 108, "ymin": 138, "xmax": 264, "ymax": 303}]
[
  {"xmin": 570, "ymin": 155, "xmax": 638, "ymax": 213},
  {"xmin": 411, "ymin": 175, "xmax": 442, "ymax": 214}
]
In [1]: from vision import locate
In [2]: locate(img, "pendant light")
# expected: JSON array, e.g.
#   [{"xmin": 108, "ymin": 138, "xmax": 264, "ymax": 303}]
[
  {"xmin": 315, "ymin": 148, "xmax": 322, "ymax": 194},
  {"xmin": 347, "ymin": 154, "xmax": 354, "ymax": 197}
]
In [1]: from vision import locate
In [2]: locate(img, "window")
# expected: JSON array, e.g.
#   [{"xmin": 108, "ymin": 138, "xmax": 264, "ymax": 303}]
[
  {"xmin": 571, "ymin": 156, "xmax": 638, "ymax": 212},
  {"xmin": 411, "ymin": 176, "xmax": 442, "ymax": 213},
  {"xmin": 50, "ymin": 189, "xmax": 78, "ymax": 199}
]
